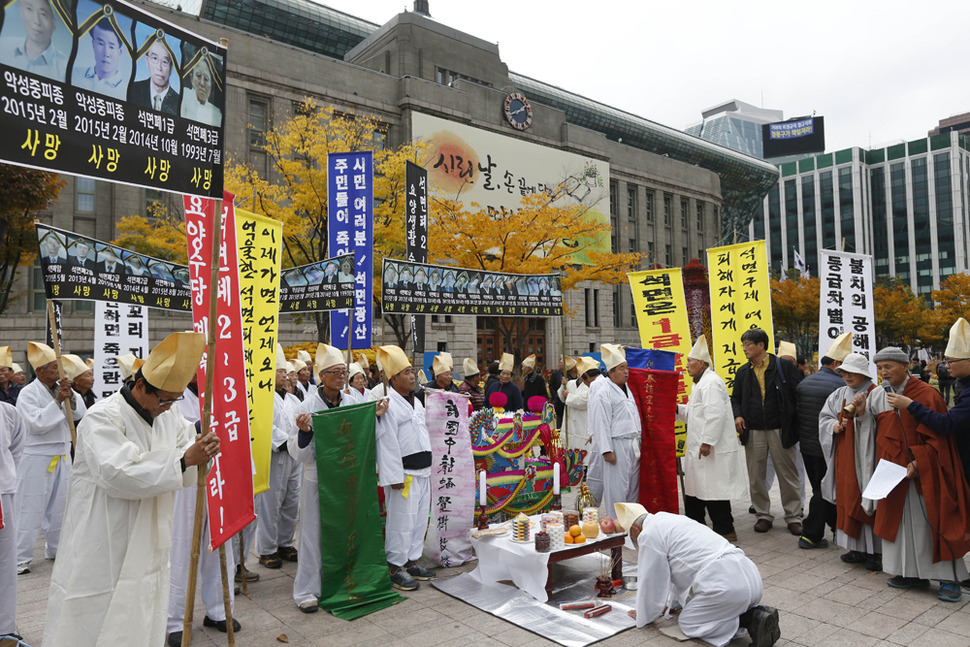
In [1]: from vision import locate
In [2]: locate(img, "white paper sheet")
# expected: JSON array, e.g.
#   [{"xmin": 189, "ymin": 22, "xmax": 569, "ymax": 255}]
[{"xmin": 861, "ymin": 459, "xmax": 908, "ymax": 500}]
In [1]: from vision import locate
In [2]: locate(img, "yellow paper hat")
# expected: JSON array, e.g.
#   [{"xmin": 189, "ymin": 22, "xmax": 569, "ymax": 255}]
[
  {"xmin": 614, "ymin": 502, "xmax": 648, "ymax": 535},
  {"xmin": 117, "ymin": 353, "xmax": 137, "ymax": 380},
  {"xmin": 463, "ymin": 357, "xmax": 479, "ymax": 377},
  {"xmin": 825, "ymin": 332, "xmax": 853, "ymax": 362},
  {"xmin": 357, "ymin": 353, "xmax": 370, "ymax": 369},
  {"xmin": 276, "ymin": 344, "xmax": 287, "ymax": 371},
  {"xmin": 945, "ymin": 318, "xmax": 970, "ymax": 359},
  {"xmin": 377, "ymin": 345, "xmax": 411, "ymax": 378},
  {"xmin": 777, "ymin": 341, "xmax": 797, "ymax": 359},
  {"xmin": 297, "ymin": 350, "xmax": 312, "ymax": 363},
  {"xmin": 576, "ymin": 356, "xmax": 600, "ymax": 376},
  {"xmin": 10, "ymin": 362, "xmax": 23, "ymax": 374},
  {"xmin": 348, "ymin": 362, "xmax": 365, "ymax": 381},
  {"xmin": 600, "ymin": 343, "xmax": 626, "ymax": 371},
  {"xmin": 292, "ymin": 359, "xmax": 307, "ymax": 373},
  {"xmin": 285, "ymin": 361, "xmax": 295, "ymax": 374},
  {"xmin": 498, "ymin": 353, "xmax": 514, "ymax": 372},
  {"xmin": 522, "ymin": 354, "xmax": 536, "ymax": 370},
  {"xmin": 85, "ymin": 357, "xmax": 94, "ymax": 370},
  {"xmin": 61, "ymin": 354, "xmax": 90, "ymax": 381},
  {"xmin": 687, "ymin": 335, "xmax": 713, "ymax": 365},
  {"xmin": 314, "ymin": 343, "xmax": 344, "ymax": 375},
  {"xmin": 132, "ymin": 358, "xmax": 146, "ymax": 374},
  {"xmin": 141, "ymin": 332, "xmax": 205, "ymax": 392},
  {"xmin": 0, "ymin": 346, "xmax": 10, "ymax": 368},
  {"xmin": 418, "ymin": 369, "xmax": 429, "ymax": 384},
  {"xmin": 563, "ymin": 355, "xmax": 576, "ymax": 371},
  {"xmin": 432, "ymin": 352, "xmax": 454, "ymax": 376},
  {"xmin": 27, "ymin": 342, "xmax": 56, "ymax": 370}
]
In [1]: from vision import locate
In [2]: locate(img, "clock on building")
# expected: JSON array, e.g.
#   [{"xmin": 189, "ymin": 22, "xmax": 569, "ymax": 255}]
[{"xmin": 503, "ymin": 92, "xmax": 533, "ymax": 131}]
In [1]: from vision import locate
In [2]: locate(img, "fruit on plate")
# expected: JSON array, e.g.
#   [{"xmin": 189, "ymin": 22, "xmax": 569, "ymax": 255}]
[
  {"xmin": 582, "ymin": 520, "xmax": 599, "ymax": 539},
  {"xmin": 613, "ymin": 518, "xmax": 625, "ymax": 533},
  {"xmin": 599, "ymin": 517, "xmax": 615, "ymax": 534},
  {"xmin": 564, "ymin": 533, "xmax": 574, "ymax": 544},
  {"xmin": 569, "ymin": 524, "xmax": 582, "ymax": 537},
  {"xmin": 573, "ymin": 534, "xmax": 586, "ymax": 543}
]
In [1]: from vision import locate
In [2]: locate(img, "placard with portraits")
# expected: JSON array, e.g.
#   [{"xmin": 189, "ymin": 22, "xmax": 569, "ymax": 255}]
[{"xmin": 279, "ymin": 254, "xmax": 355, "ymax": 313}]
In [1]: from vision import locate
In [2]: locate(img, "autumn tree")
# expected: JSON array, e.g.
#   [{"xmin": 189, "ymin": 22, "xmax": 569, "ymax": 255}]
[
  {"xmin": 113, "ymin": 201, "xmax": 188, "ymax": 264},
  {"xmin": 872, "ymin": 279, "xmax": 942, "ymax": 349},
  {"xmin": 0, "ymin": 164, "xmax": 65, "ymax": 315},
  {"xmin": 770, "ymin": 274, "xmax": 820, "ymax": 356},
  {"xmin": 932, "ymin": 273, "xmax": 970, "ymax": 327}
]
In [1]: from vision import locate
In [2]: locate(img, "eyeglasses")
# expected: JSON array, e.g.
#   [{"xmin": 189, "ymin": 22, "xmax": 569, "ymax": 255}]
[
  {"xmin": 946, "ymin": 358, "xmax": 969, "ymax": 364},
  {"xmin": 154, "ymin": 392, "xmax": 185, "ymax": 406},
  {"xmin": 324, "ymin": 369, "xmax": 348, "ymax": 377}
]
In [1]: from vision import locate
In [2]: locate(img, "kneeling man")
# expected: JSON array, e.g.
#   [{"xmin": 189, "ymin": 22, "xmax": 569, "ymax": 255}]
[{"xmin": 616, "ymin": 502, "xmax": 780, "ymax": 647}]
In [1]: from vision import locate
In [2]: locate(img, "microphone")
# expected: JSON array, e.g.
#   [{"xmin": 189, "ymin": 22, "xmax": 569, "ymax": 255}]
[{"xmin": 881, "ymin": 380, "xmax": 893, "ymax": 393}]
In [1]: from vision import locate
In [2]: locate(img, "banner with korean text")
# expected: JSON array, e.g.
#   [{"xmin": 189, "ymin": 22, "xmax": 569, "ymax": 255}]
[
  {"xmin": 0, "ymin": 0, "xmax": 226, "ymax": 196},
  {"xmin": 628, "ymin": 269, "xmax": 692, "ymax": 457},
  {"xmin": 424, "ymin": 390, "xmax": 475, "ymax": 567},
  {"xmin": 279, "ymin": 255, "xmax": 355, "ymax": 313},
  {"xmin": 236, "ymin": 208, "xmax": 281, "ymax": 496},
  {"xmin": 184, "ymin": 193, "xmax": 255, "ymax": 549},
  {"xmin": 92, "ymin": 301, "xmax": 148, "ymax": 399},
  {"xmin": 405, "ymin": 160, "xmax": 428, "ymax": 353},
  {"xmin": 818, "ymin": 250, "xmax": 876, "ymax": 372},
  {"xmin": 707, "ymin": 241, "xmax": 774, "ymax": 391},
  {"xmin": 328, "ymin": 151, "xmax": 372, "ymax": 349},
  {"xmin": 629, "ymin": 368, "xmax": 679, "ymax": 514}
]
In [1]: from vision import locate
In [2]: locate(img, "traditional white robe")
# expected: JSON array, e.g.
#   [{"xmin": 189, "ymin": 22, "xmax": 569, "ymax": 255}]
[
  {"xmin": 636, "ymin": 512, "xmax": 762, "ymax": 647},
  {"xmin": 45, "ymin": 391, "xmax": 197, "ymax": 647},
  {"xmin": 0, "ymin": 402, "xmax": 25, "ymax": 635},
  {"xmin": 558, "ymin": 378, "xmax": 589, "ymax": 453},
  {"xmin": 676, "ymin": 368, "xmax": 747, "ymax": 502},
  {"xmin": 588, "ymin": 377, "xmax": 641, "ymax": 517}
]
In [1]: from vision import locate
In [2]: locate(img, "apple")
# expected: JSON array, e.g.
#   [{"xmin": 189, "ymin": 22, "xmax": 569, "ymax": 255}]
[{"xmin": 599, "ymin": 517, "xmax": 615, "ymax": 534}]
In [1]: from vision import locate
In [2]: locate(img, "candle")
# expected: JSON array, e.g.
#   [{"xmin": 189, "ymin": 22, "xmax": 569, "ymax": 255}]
[
  {"xmin": 553, "ymin": 462, "xmax": 561, "ymax": 495},
  {"xmin": 479, "ymin": 471, "xmax": 487, "ymax": 506}
]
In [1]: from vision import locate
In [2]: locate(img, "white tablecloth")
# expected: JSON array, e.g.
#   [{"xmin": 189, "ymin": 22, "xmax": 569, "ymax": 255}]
[{"xmin": 469, "ymin": 515, "xmax": 624, "ymax": 602}]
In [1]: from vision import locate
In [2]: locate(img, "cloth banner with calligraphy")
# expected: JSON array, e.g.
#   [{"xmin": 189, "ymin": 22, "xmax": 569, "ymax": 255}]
[
  {"xmin": 818, "ymin": 250, "xmax": 876, "ymax": 373},
  {"xmin": 236, "ymin": 209, "xmax": 282, "ymax": 495},
  {"xmin": 423, "ymin": 391, "xmax": 475, "ymax": 567},
  {"xmin": 707, "ymin": 241, "xmax": 774, "ymax": 391},
  {"xmin": 629, "ymin": 269, "xmax": 693, "ymax": 457},
  {"xmin": 312, "ymin": 401, "xmax": 403, "ymax": 619},
  {"xmin": 184, "ymin": 193, "xmax": 255, "ymax": 549},
  {"xmin": 93, "ymin": 302, "xmax": 148, "ymax": 400},
  {"xmin": 629, "ymin": 368, "xmax": 679, "ymax": 514}
]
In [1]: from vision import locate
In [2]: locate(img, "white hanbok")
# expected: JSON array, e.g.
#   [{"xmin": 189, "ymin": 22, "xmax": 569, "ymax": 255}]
[
  {"xmin": 558, "ymin": 378, "xmax": 589, "ymax": 453},
  {"xmin": 588, "ymin": 377, "xmax": 641, "ymax": 517},
  {"xmin": 0, "ymin": 402, "xmax": 25, "ymax": 635},
  {"xmin": 45, "ymin": 391, "xmax": 197, "ymax": 647}
]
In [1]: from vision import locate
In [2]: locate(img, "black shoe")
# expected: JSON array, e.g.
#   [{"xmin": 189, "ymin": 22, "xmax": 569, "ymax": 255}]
[
  {"xmin": 277, "ymin": 546, "xmax": 298, "ymax": 562},
  {"xmin": 298, "ymin": 600, "xmax": 319, "ymax": 614},
  {"xmin": 865, "ymin": 553, "xmax": 882, "ymax": 572},
  {"xmin": 798, "ymin": 536, "xmax": 828, "ymax": 549},
  {"xmin": 747, "ymin": 605, "xmax": 781, "ymax": 647},
  {"xmin": 840, "ymin": 550, "xmax": 866, "ymax": 564},
  {"xmin": 748, "ymin": 506, "xmax": 756, "ymax": 515},
  {"xmin": 389, "ymin": 565, "xmax": 419, "ymax": 591},
  {"xmin": 167, "ymin": 631, "xmax": 182, "ymax": 647},
  {"xmin": 405, "ymin": 560, "xmax": 436, "ymax": 581},
  {"xmin": 234, "ymin": 565, "xmax": 260, "ymax": 583},
  {"xmin": 258, "ymin": 552, "xmax": 282, "ymax": 569},
  {"xmin": 203, "ymin": 616, "xmax": 242, "ymax": 633}
]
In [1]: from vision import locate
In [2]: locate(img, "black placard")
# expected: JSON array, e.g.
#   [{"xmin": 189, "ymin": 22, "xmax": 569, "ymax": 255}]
[{"xmin": 279, "ymin": 255, "xmax": 355, "ymax": 313}]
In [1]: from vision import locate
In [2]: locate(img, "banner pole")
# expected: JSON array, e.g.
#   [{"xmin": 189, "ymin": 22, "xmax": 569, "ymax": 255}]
[
  {"xmin": 558, "ymin": 285, "xmax": 569, "ymax": 451},
  {"xmin": 46, "ymin": 300, "xmax": 76, "ymax": 447},
  {"xmin": 218, "ymin": 545, "xmax": 236, "ymax": 646},
  {"xmin": 182, "ymin": 196, "xmax": 225, "ymax": 647}
]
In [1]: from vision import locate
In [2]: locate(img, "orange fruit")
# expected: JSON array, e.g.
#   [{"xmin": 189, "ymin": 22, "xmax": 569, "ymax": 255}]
[
  {"xmin": 569, "ymin": 525, "xmax": 582, "ymax": 537},
  {"xmin": 574, "ymin": 534, "xmax": 586, "ymax": 543},
  {"xmin": 564, "ymin": 533, "xmax": 574, "ymax": 544}
]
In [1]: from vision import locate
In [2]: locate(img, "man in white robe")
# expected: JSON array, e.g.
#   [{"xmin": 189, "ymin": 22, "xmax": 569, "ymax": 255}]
[
  {"xmin": 589, "ymin": 344, "xmax": 640, "ymax": 517},
  {"xmin": 15, "ymin": 341, "xmax": 86, "ymax": 573},
  {"xmin": 676, "ymin": 336, "xmax": 747, "ymax": 541},
  {"xmin": 616, "ymin": 502, "xmax": 780, "ymax": 647},
  {"xmin": 44, "ymin": 332, "xmax": 220, "ymax": 647},
  {"xmin": 560, "ymin": 357, "xmax": 601, "ymax": 500},
  {"xmin": 0, "ymin": 400, "xmax": 25, "ymax": 639}
]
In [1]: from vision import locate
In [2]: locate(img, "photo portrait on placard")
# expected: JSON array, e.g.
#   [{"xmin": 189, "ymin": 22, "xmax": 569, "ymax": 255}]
[
  {"xmin": 179, "ymin": 41, "xmax": 223, "ymax": 128},
  {"xmin": 67, "ymin": 236, "xmax": 97, "ymax": 270},
  {"xmin": 337, "ymin": 256, "xmax": 354, "ymax": 283},
  {"xmin": 129, "ymin": 23, "xmax": 181, "ymax": 115},
  {"xmin": 0, "ymin": 0, "xmax": 74, "ymax": 81},
  {"xmin": 283, "ymin": 268, "xmax": 308, "ymax": 288},
  {"xmin": 148, "ymin": 259, "xmax": 174, "ymax": 282},
  {"xmin": 96, "ymin": 244, "xmax": 125, "ymax": 275},
  {"xmin": 70, "ymin": 0, "xmax": 134, "ymax": 101},
  {"xmin": 124, "ymin": 250, "xmax": 148, "ymax": 276},
  {"xmin": 303, "ymin": 263, "xmax": 323, "ymax": 285},
  {"xmin": 39, "ymin": 229, "xmax": 66, "ymax": 264}
]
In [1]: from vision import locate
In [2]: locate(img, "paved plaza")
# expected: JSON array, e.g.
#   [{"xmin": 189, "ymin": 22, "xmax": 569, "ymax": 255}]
[{"xmin": 13, "ymin": 486, "xmax": 970, "ymax": 647}]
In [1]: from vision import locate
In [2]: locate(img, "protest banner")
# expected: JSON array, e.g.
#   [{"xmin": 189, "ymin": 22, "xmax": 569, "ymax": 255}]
[
  {"xmin": 707, "ymin": 241, "xmax": 773, "ymax": 390},
  {"xmin": 818, "ymin": 250, "xmax": 876, "ymax": 370},
  {"xmin": 629, "ymin": 268, "xmax": 692, "ymax": 456},
  {"xmin": 629, "ymin": 367, "xmax": 679, "ymax": 514},
  {"xmin": 424, "ymin": 390, "xmax": 475, "ymax": 567},
  {"xmin": 405, "ymin": 160, "xmax": 428, "ymax": 353},
  {"xmin": 312, "ymin": 400, "xmax": 402, "ymax": 619},
  {"xmin": 0, "ymin": 0, "xmax": 225, "ymax": 197},
  {"xmin": 236, "ymin": 208, "xmax": 281, "ymax": 496},
  {"xmin": 328, "ymin": 151, "xmax": 372, "ymax": 350},
  {"xmin": 184, "ymin": 193, "xmax": 254, "ymax": 549},
  {"xmin": 279, "ymin": 255, "xmax": 354, "ymax": 313},
  {"xmin": 92, "ymin": 301, "xmax": 148, "ymax": 399},
  {"xmin": 381, "ymin": 258, "xmax": 563, "ymax": 317}
]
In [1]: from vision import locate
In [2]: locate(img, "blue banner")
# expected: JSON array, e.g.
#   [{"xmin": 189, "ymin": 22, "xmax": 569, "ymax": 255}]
[
  {"xmin": 328, "ymin": 151, "xmax": 373, "ymax": 349},
  {"xmin": 768, "ymin": 118, "xmax": 814, "ymax": 140},
  {"xmin": 625, "ymin": 348, "xmax": 677, "ymax": 372}
]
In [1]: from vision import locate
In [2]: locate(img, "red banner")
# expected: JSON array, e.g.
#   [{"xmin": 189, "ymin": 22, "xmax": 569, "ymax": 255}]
[
  {"xmin": 629, "ymin": 368, "xmax": 679, "ymax": 514},
  {"xmin": 184, "ymin": 192, "xmax": 255, "ymax": 549}
]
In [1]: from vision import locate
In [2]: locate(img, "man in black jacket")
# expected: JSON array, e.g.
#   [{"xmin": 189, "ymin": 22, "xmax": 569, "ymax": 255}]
[
  {"xmin": 794, "ymin": 333, "xmax": 852, "ymax": 549},
  {"xmin": 731, "ymin": 329, "xmax": 803, "ymax": 535}
]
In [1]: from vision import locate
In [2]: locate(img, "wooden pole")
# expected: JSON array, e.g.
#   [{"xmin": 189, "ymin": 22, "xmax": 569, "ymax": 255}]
[
  {"xmin": 181, "ymin": 196, "xmax": 225, "ymax": 647},
  {"xmin": 46, "ymin": 301, "xmax": 76, "ymax": 447},
  {"xmin": 218, "ymin": 545, "xmax": 235, "ymax": 646},
  {"xmin": 558, "ymin": 283, "xmax": 569, "ymax": 450}
]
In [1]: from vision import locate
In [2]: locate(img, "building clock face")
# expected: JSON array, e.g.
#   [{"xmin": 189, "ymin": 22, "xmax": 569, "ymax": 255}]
[{"xmin": 504, "ymin": 92, "xmax": 533, "ymax": 131}]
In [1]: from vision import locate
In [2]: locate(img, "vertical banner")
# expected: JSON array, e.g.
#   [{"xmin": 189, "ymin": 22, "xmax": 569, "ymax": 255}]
[
  {"xmin": 405, "ymin": 160, "xmax": 428, "ymax": 354},
  {"xmin": 312, "ymin": 401, "xmax": 402, "ymax": 619},
  {"xmin": 45, "ymin": 300, "xmax": 63, "ymax": 348},
  {"xmin": 707, "ymin": 241, "xmax": 774, "ymax": 390},
  {"xmin": 628, "ymin": 368, "xmax": 679, "ymax": 514},
  {"xmin": 93, "ymin": 302, "xmax": 149, "ymax": 399},
  {"xmin": 328, "ymin": 152, "xmax": 373, "ymax": 350},
  {"xmin": 424, "ymin": 391, "xmax": 475, "ymax": 567},
  {"xmin": 628, "ymin": 269, "xmax": 693, "ymax": 457},
  {"xmin": 184, "ymin": 193, "xmax": 256, "ymax": 549},
  {"xmin": 236, "ymin": 209, "xmax": 282, "ymax": 496},
  {"xmin": 818, "ymin": 250, "xmax": 876, "ymax": 371}
]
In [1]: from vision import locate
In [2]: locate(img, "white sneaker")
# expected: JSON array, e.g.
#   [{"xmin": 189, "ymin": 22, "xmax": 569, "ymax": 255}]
[{"xmin": 16, "ymin": 563, "xmax": 30, "ymax": 575}]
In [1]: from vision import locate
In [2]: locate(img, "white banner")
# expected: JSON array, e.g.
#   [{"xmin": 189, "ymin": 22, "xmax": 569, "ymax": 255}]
[
  {"xmin": 93, "ymin": 302, "xmax": 149, "ymax": 400},
  {"xmin": 818, "ymin": 250, "xmax": 875, "ymax": 373}
]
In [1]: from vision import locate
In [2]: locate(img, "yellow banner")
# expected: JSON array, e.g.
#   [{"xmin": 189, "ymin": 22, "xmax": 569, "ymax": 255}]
[
  {"xmin": 707, "ymin": 241, "xmax": 773, "ymax": 391},
  {"xmin": 628, "ymin": 268, "xmax": 692, "ymax": 457},
  {"xmin": 237, "ymin": 208, "xmax": 282, "ymax": 495}
]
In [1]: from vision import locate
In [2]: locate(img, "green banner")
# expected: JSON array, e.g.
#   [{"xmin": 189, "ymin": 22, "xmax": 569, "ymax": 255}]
[{"xmin": 312, "ymin": 400, "xmax": 403, "ymax": 618}]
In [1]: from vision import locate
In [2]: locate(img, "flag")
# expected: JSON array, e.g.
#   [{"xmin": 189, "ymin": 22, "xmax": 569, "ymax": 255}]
[
  {"xmin": 793, "ymin": 248, "xmax": 809, "ymax": 278},
  {"xmin": 313, "ymin": 401, "xmax": 403, "ymax": 619},
  {"xmin": 629, "ymin": 368, "xmax": 679, "ymax": 514}
]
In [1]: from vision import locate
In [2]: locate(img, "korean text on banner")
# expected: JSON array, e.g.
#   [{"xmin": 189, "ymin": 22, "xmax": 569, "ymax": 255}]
[
  {"xmin": 707, "ymin": 241, "xmax": 774, "ymax": 390},
  {"xmin": 328, "ymin": 152, "xmax": 372, "ymax": 350},
  {"xmin": 236, "ymin": 209, "xmax": 282, "ymax": 496},
  {"xmin": 93, "ymin": 302, "xmax": 148, "ymax": 399},
  {"xmin": 312, "ymin": 401, "xmax": 402, "ymax": 619},
  {"xmin": 424, "ymin": 391, "xmax": 475, "ymax": 567},
  {"xmin": 184, "ymin": 193, "xmax": 255, "ymax": 549},
  {"xmin": 629, "ymin": 269, "xmax": 692, "ymax": 457},
  {"xmin": 629, "ymin": 368, "xmax": 679, "ymax": 514},
  {"xmin": 818, "ymin": 250, "xmax": 876, "ymax": 371}
]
